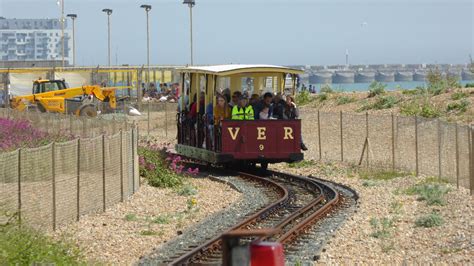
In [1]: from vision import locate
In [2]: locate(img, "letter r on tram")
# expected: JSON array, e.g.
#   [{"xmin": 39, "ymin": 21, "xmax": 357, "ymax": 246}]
[{"xmin": 283, "ymin": 127, "xmax": 294, "ymax": 140}]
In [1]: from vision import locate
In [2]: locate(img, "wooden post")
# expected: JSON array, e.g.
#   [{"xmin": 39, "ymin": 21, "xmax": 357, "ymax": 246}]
[
  {"xmin": 340, "ymin": 111, "xmax": 344, "ymax": 162},
  {"xmin": 76, "ymin": 139, "xmax": 80, "ymax": 221},
  {"xmin": 165, "ymin": 102, "xmax": 168, "ymax": 137},
  {"xmin": 17, "ymin": 149, "xmax": 22, "ymax": 226},
  {"xmin": 437, "ymin": 118, "xmax": 442, "ymax": 180},
  {"xmin": 52, "ymin": 143, "xmax": 56, "ymax": 230},
  {"xmin": 131, "ymin": 125, "xmax": 136, "ymax": 193},
  {"xmin": 102, "ymin": 134, "xmax": 106, "ymax": 212},
  {"xmin": 470, "ymin": 126, "xmax": 473, "ymax": 196},
  {"xmin": 147, "ymin": 102, "xmax": 150, "ymax": 136},
  {"xmin": 391, "ymin": 113, "xmax": 396, "ymax": 170},
  {"xmin": 317, "ymin": 110, "xmax": 322, "ymax": 160},
  {"xmin": 415, "ymin": 115, "xmax": 419, "ymax": 176},
  {"xmin": 366, "ymin": 112, "xmax": 369, "ymax": 168},
  {"xmin": 120, "ymin": 130, "xmax": 124, "ymax": 202},
  {"xmin": 455, "ymin": 123, "xmax": 459, "ymax": 189}
]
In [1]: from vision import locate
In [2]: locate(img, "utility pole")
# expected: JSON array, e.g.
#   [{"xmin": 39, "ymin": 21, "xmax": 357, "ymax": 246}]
[
  {"xmin": 183, "ymin": 0, "xmax": 195, "ymax": 65},
  {"xmin": 102, "ymin": 9, "xmax": 113, "ymax": 67},
  {"xmin": 67, "ymin": 14, "xmax": 77, "ymax": 67},
  {"xmin": 140, "ymin": 4, "xmax": 152, "ymax": 89}
]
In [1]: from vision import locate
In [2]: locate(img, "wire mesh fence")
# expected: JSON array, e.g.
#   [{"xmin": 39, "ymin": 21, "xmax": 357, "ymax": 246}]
[
  {"xmin": 301, "ymin": 110, "xmax": 474, "ymax": 194},
  {"xmin": 0, "ymin": 111, "xmax": 139, "ymax": 230}
]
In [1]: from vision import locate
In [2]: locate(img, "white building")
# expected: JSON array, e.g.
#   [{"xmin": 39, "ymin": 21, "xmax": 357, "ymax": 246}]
[{"xmin": 0, "ymin": 18, "xmax": 72, "ymax": 65}]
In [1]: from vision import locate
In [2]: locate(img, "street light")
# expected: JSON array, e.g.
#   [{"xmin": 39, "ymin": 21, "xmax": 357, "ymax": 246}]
[
  {"xmin": 66, "ymin": 14, "xmax": 77, "ymax": 67},
  {"xmin": 102, "ymin": 8, "xmax": 113, "ymax": 68},
  {"xmin": 183, "ymin": 0, "xmax": 195, "ymax": 65},
  {"xmin": 140, "ymin": 4, "xmax": 152, "ymax": 93},
  {"xmin": 58, "ymin": 0, "xmax": 65, "ymax": 67}
]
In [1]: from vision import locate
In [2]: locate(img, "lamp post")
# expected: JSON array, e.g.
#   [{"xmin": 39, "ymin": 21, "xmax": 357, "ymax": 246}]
[
  {"xmin": 66, "ymin": 14, "xmax": 77, "ymax": 67},
  {"xmin": 58, "ymin": 0, "xmax": 65, "ymax": 67},
  {"xmin": 140, "ymin": 4, "xmax": 152, "ymax": 91},
  {"xmin": 183, "ymin": 0, "xmax": 195, "ymax": 65},
  {"xmin": 102, "ymin": 8, "xmax": 113, "ymax": 67}
]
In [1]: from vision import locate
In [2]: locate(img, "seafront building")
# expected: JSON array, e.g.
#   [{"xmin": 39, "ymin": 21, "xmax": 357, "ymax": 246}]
[{"xmin": 0, "ymin": 17, "xmax": 72, "ymax": 65}]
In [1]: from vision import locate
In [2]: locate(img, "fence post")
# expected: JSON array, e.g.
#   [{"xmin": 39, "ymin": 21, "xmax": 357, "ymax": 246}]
[
  {"xmin": 391, "ymin": 113, "xmax": 396, "ymax": 170},
  {"xmin": 340, "ymin": 111, "xmax": 343, "ymax": 162},
  {"xmin": 131, "ymin": 125, "xmax": 136, "ymax": 193},
  {"xmin": 415, "ymin": 115, "xmax": 419, "ymax": 176},
  {"xmin": 102, "ymin": 134, "xmax": 107, "ymax": 212},
  {"xmin": 120, "ymin": 130, "xmax": 124, "ymax": 202},
  {"xmin": 455, "ymin": 123, "xmax": 459, "ymax": 189},
  {"xmin": 17, "ymin": 148, "xmax": 22, "ymax": 226},
  {"xmin": 76, "ymin": 139, "xmax": 80, "ymax": 221},
  {"xmin": 147, "ymin": 102, "xmax": 150, "ymax": 136},
  {"xmin": 470, "ymin": 126, "xmax": 473, "ymax": 196},
  {"xmin": 317, "ymin": 110, "xmax": 322, "ymax": 160},
  {"xmin": 82, "ymin": 118, "xmax": 86, "ymax": 137},
  {"xmin": 165, "ymin": 102, "xmax": 168, "ymax": 137},
  {"xmin": 437, "ymin": 118, "xmax": 442, "ymax": 180},
  {"xmin": 366, "ymin": 112, "xmax": 369, "ymax": 168},
  {"xmin": 51, "ymin": 143, "xmax": 56, "ymax": 230}
]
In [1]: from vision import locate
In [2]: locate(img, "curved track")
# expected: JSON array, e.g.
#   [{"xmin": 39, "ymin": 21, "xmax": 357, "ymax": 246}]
[{"xmin": 165, "ymin": 169, "xmax": 341, "ymax": 265}]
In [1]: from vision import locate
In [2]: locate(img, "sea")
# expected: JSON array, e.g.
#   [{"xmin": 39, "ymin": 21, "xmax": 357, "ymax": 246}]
[{"xmin": 308, "ymin": 80, "xmax": 474, "ymax": 92}]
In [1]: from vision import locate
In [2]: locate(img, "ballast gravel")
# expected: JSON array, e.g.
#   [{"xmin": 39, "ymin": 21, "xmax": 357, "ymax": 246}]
[
  {"xmin": 51, "ymin": 177, "xmax": 241, "ymax": 265},
  {"xmin": 139, "ymin": 174, "xmax": 271, "ymax": 264}
]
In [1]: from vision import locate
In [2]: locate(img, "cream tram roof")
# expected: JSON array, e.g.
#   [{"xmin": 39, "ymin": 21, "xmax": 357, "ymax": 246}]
[{"xmin": 178, "ymin": 64, "xmax": 304, "ymax": 76}]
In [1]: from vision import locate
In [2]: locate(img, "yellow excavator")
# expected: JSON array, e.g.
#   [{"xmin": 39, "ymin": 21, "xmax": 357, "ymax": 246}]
[{"xmin": 11, "ymin": 79, "xmax": 118, "ymax": 117}]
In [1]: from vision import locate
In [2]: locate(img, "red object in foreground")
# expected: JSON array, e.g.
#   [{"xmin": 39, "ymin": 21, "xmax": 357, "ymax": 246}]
[{"xmin": 250, "ymin": 242, "xmax": 285, "ymax": 266}]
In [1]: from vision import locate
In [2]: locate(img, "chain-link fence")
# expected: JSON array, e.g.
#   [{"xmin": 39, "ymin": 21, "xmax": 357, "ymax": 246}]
[
  {"xmin": 301, "ymin": 110, "xmax": 474, "ymax": 194},
  {"xmin": 0, "ymin": 111, "xmax": 139, "ymax": 230},
  {"xmin": 130, "ymin": 102, "xmax": 178, "ymax": 141}
]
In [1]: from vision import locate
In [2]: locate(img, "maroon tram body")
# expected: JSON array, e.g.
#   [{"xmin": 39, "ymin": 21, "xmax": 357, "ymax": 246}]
[{"xmin": 221, "ymin": 120, "xmax": 303, "ymax": 163}]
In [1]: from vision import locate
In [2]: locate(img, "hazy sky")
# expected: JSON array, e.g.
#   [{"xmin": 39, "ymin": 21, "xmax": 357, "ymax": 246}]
[{"xmin": 0, "ymin": 0, "xmax": 472, "ymax": 66}]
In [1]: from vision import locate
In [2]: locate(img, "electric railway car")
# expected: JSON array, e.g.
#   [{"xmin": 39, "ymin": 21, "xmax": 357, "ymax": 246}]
[{"xmin": 176, "ymin": 65, "xmax": 304, "ymax": 169}]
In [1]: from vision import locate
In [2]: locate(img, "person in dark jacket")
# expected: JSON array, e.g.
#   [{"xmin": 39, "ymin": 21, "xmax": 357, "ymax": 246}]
[
  {"xmin": 283, "ymin": 95, "xmax": 308, "ymax": 151},
  {"xmin": 253, "ymin": 92, "xmax": 274, "ymax": 120},
  {"xmin": 272, "ymin": 93, "xmax": 286, "ymax": 119}
]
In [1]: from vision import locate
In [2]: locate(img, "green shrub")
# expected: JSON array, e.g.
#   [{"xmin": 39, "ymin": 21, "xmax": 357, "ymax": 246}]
[
  {"xmin": 402, "ymin": 86, "xmax": 427, "ymax": 95},
  {"xmin": 400, "ymin": 100, "xmax": 442, "ymax": 118},
  {"xmin": 152, "ymin": 215, "xmax": 171, "ymax": 224},
  {"xmin": 415, "ymin": 212, "xmax": 444, "ymax": 228},
  {"xmin": 451, "ymin": 91, "xmax": 468, "ymax": 100},
  {"xmin": 359, "ymin": 170, "xmax": 406, "ymax": 181},
  {"xmin": 358, "ymin": 96, "xmax": 399, "ymax": 111},
  {"xmin": 465, "ymin": 83, "xmax": 474, "ymax": 88},
  {"xmin": 288, "ymin": 160, "xmax": 317, "ymax": 168},
  {"xmin": 405, "ymin": 183, "xmax": 449, "ymax": 206},
  {"xmin": 336, "ymin": 95, "xmax": 356, "ymax": 105},
  {"xmin": 368, "ymin": 81, "xmax": 387, "ymax": 98},
  {"xmin": 124, "ymin": 213, "xmax": 138, "ymax": 221},
  {"xmin": 295, "ymin": 90, "xmax": 313, "ymax": 106},
  {"xmin": 139, "ymin": 147, "xmax": 184, "ymax": 188},
  {"xmin": 426, "ymin": 69, "xmax": 461, "ymax": 95},
  {"xmin": 320, "ymin": 84, "xmax": 334, "ymax": 94},
  {"xmin": 177, "ymin": 183, "xmax": 198, "ymax": 196},
  {"xmin": 447, "ymin": 99, "xmax": 470, "ymax": 113},
  {"xmin": 316, "ymin": 93, "xmax": 328, "ymax": 102},
  {"xmin": 370, "ymin": 217, "xmax": 395, "ymax": 239},
  {"xmin": 0, "ymin": 214, "xmax": 84, "ymax": 264}
]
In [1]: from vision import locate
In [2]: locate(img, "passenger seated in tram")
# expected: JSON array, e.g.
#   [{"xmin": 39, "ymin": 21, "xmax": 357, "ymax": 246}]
[
  {"xmin": 229, "ymin": 91, "xmax": 242, "ymax": 108},
  {"xmin": 253, "ymin": 92, "xmax": 274, "ymax": 120},
  {"xmin": 259, "ymin": 106, "xmax": 272, "ymax": 120},
  {"xmin": 231, "ymin": 95, "xmax": 254, "ymax": 120},
  {"xmin": 249, "ymin": 93, "xmax": 260, "ymax": 107},
  {"xmin": 213, "ymin": 94, "xmax": 232, "ymax": 125},
  {"xmin": 272, "ymin": 93, "xmax": 286, "ymax": 119},
  {"xmin": 282, "ymin": 95, "xmax": 308, "ymax": 151}
]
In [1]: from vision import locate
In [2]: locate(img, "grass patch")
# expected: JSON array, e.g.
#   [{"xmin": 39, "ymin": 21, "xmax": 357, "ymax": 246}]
[
  {"xmin": 415, "ymin": 212, "xmax": 444, "ymax": 228},
  {"xmin": 320, "ymin": 84, "xmax": 334, "ymax": 94},
  {"xmin": 288, "ymin": 160, "xmax": 317, "ymax": 168},
  {"xmin": 447, "ymin": 99, "xmax": 470, "ymax": 113},
  {"xmin": 124, "ymin": 213, "xmax": 138, "ymax": 221},
  {"xmin": 368, "ymin": 81, "xmax": 387, "ymax": 98},
  {"xmin": 451, "ymin": 91, "xmax": 468, "ymax": 100},
  {"xmin": 0, "ymin": 214, "xmax": 84, "ymax": 264},
  {"xmin": 295, "ymin": 90, "xmax": 314, "ymax": 106},
  {"xmin": 390, "ymin": 201, "xmax": 403, "ymax": 215},
  {"xmin": 404, "ymin": 183, "xmax": 449, "ymax": 206},
  {"xmin": 465, "ymin": 83, "xmax": 474, "ymax": 88},
  {"xmin": 358, "ymin": 95, "xmax": 399, "ymax": 111},
  {"xmin": 370, "ymin": 217, "xmax": 395, "ymax": 239},
  {"xmin": 359, "ymin": 169, "xmax": 406, "ymax": 181},
  {"xmin": 152, "ymin": 215, "xmax": 171, "ymax": 224},
  {"xmin": 316, "ymin": 93, "xmax": 328, "ymax": 102},
  {"xmin": 400, "ymin": 100, "xmax": 443, "ymax": 118},
  {"xmin": 362, "ymin": 180, "xmax": 378, "ymax": 187},
  {"xmin": 177, "ymin": 183, "xmax": 198, "ymax": 196},
  {"xmin": 402, "ymin": 87, "xmax": 427, "ymax": 95},
  {"xmin": 336, "ymin": 95, "xmax": 356, "ymax": 105},
  {"xmin": 139, "ymin": 230, "xmax": 162, "ymax": 236}
]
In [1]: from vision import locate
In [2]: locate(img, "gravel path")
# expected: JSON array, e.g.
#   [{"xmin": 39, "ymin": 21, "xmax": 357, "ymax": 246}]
[
  {"xmin": 51, "ymin": 177, "xmax": 241, "ymax": 265},
  {"xmin": 272, "ymin": 162, "xmax": 474, "ymax": 264},
  {"xmin": 139, "ymin": 174, "xmax": 271, "ymax": 264}
]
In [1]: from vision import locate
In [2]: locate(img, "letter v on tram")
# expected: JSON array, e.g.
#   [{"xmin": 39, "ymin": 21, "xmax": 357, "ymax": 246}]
[{"xmin": 176, "ymin": 64, "xmax": 304, "ymax": 170}]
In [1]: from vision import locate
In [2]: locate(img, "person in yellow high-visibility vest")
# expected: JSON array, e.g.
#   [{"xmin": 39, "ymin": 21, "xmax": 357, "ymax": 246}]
[{"xmin": 232, "ymin": 95, "xmax": 254, "ymax": 120}]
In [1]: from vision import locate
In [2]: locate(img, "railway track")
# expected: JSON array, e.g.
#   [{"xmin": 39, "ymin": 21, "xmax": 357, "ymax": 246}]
[{"xmin": 161, "ymin": 169, "xmax": 343, "ymax": 265}]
